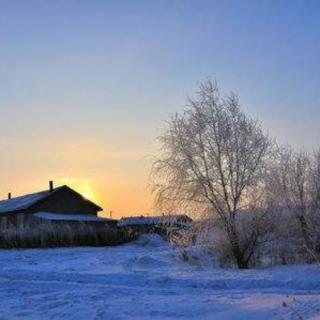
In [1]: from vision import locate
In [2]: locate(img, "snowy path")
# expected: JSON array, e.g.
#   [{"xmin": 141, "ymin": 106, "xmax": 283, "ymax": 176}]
[{"xmin": 0, "ymin": 235, "xmax": 319, "ymax": 320}]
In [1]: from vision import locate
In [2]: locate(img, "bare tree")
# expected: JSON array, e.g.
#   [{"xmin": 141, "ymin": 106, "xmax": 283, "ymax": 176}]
[
  {"xmin": 310, "ymin": 148, "xmax": 320, "ymax": 253},
  {"xmin": 270, "ymin": 146, "xmax": 320, "ymax": 253},
  {"xmin": 310, "ymin": 148, "xmax": 320, "ymax": 213},
  {"xmin": 151, "ymin": 80, "xmax": 271, "ymax": 268}
]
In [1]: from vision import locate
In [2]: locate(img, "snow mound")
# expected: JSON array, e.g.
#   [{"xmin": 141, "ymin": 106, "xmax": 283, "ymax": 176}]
[
  {"xmin": 133, "ymin": 233, "xmax": 169, "ymax": 248},
  {"xmin": 0, "ymin": 242, "xmax": 319, "ymax": 319},
  {"xmin": 129, "ymin": 255, "xmax": 172, "ymax": 270},
  {"xmin": 180, "ymin": 245, "xmax": 218, "ymax": 268},
  {"xmin": 125, "ymin": 234, "xmax": 184, "ymax": 272}
]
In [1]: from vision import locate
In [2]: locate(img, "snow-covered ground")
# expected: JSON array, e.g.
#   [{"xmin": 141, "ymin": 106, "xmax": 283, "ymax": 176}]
[{"xmin": 0, "ymin": 235, "xmax": 319, "ymax": 320}]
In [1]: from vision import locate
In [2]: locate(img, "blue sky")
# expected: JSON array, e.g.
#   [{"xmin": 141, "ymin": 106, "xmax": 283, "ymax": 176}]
[{"xmin": 0, "ymin": 0, "xmax": 319, "ymax": 215}]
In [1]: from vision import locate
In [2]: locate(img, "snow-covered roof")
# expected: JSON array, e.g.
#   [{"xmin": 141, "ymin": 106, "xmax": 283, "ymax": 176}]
[
  {"xmin": 118, "ymin": 215, "xmax": 192, "ymax": 227},
  {"xmin": 0, "ymin": 188, "xmax": 63, "ymax": 214},
  {"xmin": 33, "ymin": 212, "xmax": 114, "ymax": 222}
]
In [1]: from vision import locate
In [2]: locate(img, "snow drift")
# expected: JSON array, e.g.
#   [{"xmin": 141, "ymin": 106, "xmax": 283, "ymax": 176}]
[{"xmin": 0, "ymin": 234, "xmax": 319, "ymax": 319}]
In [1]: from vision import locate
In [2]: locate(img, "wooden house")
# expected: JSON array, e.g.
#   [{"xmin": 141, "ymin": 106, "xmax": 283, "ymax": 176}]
[{"xmin": 0, "ymin": 181, "xmax": 116, "ymax": 229}]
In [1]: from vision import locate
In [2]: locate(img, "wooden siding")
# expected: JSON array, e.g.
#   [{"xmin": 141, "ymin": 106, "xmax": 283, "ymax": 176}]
[
  {"xmin": 0, "ymin": 212, "xmax": 30, "ymax": 229},
  {"xmin": 0, "ymin": 213, "xmax": 116, "ymax": 230}
]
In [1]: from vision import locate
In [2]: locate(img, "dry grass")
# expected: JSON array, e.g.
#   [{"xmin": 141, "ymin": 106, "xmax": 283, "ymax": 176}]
[{"xmin": 0, "ymin": 222, "xmax": 137, "ymax": 249}]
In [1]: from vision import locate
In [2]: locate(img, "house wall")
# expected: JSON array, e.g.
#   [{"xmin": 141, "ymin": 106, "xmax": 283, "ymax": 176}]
[
  {"xmin": 0, "ymin": 216, "xmax": 8, "ymax": 229},
  {"xmin": 30, "ymin": 188, "xmax": 99, "ymax": 215},
  {"xmin": 0, "ymin": 212, "xmax": 30, "ymax": 229},
  {"xmin": 34, "ymin": 219, "xmax": 117, "ymax": 229},
  {"xmin": 0, "ymin": 213, "xmax": 115, "ymax": 230}
]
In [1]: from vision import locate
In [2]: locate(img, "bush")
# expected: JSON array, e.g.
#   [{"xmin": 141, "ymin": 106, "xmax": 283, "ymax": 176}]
[{"xmin": 168, "ymin": 208, "xmax": 320, "ymax": 268}]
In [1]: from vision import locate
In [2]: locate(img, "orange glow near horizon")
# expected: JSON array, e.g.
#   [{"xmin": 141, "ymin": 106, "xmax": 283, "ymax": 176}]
[
  {"xmin": 0, "ymin": 176, "xmax": 155, "ymax": 219},
  {"xmin": 54, "ymin": 175, "xmax": 155, "ymax": 219},
  {"xmin": 0, "ymin": 135, "xmax": 156, "ymax": 219}
]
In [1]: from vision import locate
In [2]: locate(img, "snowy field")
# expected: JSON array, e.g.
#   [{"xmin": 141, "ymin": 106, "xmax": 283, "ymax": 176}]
[{"xmin": 0, "ymin": 235, "xmax": 320, "ymax": 320}]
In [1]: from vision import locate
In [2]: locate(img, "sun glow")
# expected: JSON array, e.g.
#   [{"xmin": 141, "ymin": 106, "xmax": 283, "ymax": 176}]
[
  {"xmin": 57, "ymin": 178, "xmax": 99, "ymax": 203},
  {"xmin": 81, "ymin": 191, "xmax": 94, "ymax": 200}
]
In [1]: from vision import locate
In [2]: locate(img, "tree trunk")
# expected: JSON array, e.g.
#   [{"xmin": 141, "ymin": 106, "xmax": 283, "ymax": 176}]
[
  {"xmin": 297, "ymin": 215, "xmax": 313, "ymax": 250},
  {"xmin": 235, "ymin": 255, "xmax": 249, "ymax": 269},
  {"xmin": 228, "ymin": 225, "xmax": 249, "ymax": 269}
]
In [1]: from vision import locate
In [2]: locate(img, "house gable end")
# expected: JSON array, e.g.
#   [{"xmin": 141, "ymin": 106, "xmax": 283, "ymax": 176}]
[{"xmin": 28, "ymin": 186, "xmax": 102, "ymax": 215}]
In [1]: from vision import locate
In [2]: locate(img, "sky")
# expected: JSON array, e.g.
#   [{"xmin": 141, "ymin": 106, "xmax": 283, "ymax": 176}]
[{"xmin": 0, "ymin": 0, "xmax": 319, "ymax": 218}]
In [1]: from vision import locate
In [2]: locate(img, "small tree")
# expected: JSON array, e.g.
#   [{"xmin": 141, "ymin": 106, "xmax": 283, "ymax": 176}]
[
  {"xmin": 310, "ymin": 149, "xmax": 320, "ymax": 253},
  {"xmin": 151, "ymin": 80, "xmax": 271, "ymax": 268},
  {"xmin": 310, "ymin": 149, "xmax": 320, "ymax": 213},
  {"xmin": 268, "ymin": 146, "xmax": 320, "ymax": 258},
  {"xmin": 273, "ymin": 147, "xmax": 314, "ymax": 250}
]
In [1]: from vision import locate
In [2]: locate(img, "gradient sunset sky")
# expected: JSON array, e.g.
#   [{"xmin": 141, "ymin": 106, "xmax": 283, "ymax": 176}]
[{"xmin": 0, "ymin": 0, "xmax": 319, "ymax": 217}]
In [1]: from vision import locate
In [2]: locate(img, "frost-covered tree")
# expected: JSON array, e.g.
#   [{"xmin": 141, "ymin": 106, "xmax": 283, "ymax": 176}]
[
  {"xmin": 151, "ymin": 80, "xmax": 271, "ymax": 268},
  {"xmin": 268, "ymin": 146, "xmax": 320, "ymax": 255},
  {"xmin": 310, "ymin": 149, "xmax": 320, "ymax": 254},
  {"xmin": 310, "ymin": 149, "xmax": 320, "ymax": 213}
]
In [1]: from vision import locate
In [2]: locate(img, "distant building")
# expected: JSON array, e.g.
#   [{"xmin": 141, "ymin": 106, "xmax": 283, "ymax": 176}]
[
  {"xmin": 118, "ymin": 214, "xmax": 192, "ymax": 233},
  {"xmin": 0, "ymin": 181, "xmax": 116, "ymax": 229}
]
